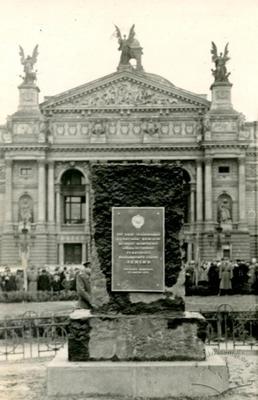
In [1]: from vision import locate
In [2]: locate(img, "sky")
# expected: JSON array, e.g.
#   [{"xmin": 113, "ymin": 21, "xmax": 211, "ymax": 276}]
[{"xmin": 0, "ymin": 0, "xmax": 257, "ymax": 124}]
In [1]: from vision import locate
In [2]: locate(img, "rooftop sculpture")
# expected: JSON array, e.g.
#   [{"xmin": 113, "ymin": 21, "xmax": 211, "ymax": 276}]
[
  {"xmin": 19, "ymin": 45, "xmax": 39, "ymax": 84},
  {"xmin": 115, "ymin": 25, "xmax": 143, "ymax": 71},
  {"xmin": 211, "ymin": 42, "xmax": 231, "ymax": 83}
]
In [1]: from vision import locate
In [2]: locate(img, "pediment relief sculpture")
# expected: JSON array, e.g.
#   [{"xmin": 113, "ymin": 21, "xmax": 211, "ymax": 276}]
[
  {"xmin": 41, "ymin": 76, "xmax": 210, "ymax": 112},
  {"xmin": 60, "ymin": 81, "xmax": 181, "ymax": 108}
]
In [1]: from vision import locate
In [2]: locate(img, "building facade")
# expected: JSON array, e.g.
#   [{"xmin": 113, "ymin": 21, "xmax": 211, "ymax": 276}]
[{"xmin": 0, "ymin": 41, "xmax": 257, "ymax": 268}]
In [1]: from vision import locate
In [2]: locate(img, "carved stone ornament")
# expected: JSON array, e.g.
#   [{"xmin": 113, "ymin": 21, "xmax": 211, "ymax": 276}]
[
  {"xmin": 0, "ymin": 165, "xmax": 5, "ymax": 180},
  {"xmin": 172, "ymin": 122, "xmax": 182, "ymax": 135},
  {"xmin": 63, "ymin": 80, "xmax": 181, "ymax": 108},
  {"xmin": 142, "ymin": 120, "xmax": 160, "ymax": 136},
  {"xmin": 80, "ymin": 124, "xmax": 90, "ymax": 136},
  {"xmin": 217, "ymin": 195, "xmax": 232, "ymax": 224},
  {"xmin": 108, "ymin": 122, "xmax": 117, "ymax": 135},
  {"xmin": 91, "ymin": 121, "xmax": 106, "ymax": 136},
  {"xmin": 185, "ymin": 123, "xmax": 194, "ymax": 135},
  {"xmin": 18, "ymin": 194, "xmax": 33, "ymax": 224}
]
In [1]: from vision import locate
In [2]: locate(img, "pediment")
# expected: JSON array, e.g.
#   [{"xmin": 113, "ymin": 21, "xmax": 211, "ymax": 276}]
[{"xmin": 40, "ymin": 70, "xmax": 210, "ymax": 112}]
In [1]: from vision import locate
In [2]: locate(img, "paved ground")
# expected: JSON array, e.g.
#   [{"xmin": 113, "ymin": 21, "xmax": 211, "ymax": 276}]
[
  {"xmin": 0, "ymin": 295, "xmax": 257, "ymax": 319},
  {"xmin": 0, "ymin": 353, "xmax": 257, "ymax": 400}
]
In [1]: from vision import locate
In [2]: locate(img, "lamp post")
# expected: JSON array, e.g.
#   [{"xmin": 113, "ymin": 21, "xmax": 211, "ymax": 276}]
[{"xmin": 19, "ymin": 221, "xmax": 29, "ymax": 292}]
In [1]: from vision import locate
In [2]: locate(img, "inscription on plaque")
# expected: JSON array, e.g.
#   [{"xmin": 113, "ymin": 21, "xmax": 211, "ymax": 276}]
[{"xmin": 112, "ymin": 207, "xmax": 164, "ymax": 292}]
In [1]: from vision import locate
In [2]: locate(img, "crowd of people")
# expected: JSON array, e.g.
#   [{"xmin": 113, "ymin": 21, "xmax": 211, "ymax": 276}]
[
  {"xmin": 185, "ymin": 258, "xmax": 258, "ymax": 295},
  {"xmin": 0, "ymin": 265, "xmax": 80, "ymax": 293},
  {"xmin": 1, "ymin": 259, "xmax": 258, "ymax": 297}
]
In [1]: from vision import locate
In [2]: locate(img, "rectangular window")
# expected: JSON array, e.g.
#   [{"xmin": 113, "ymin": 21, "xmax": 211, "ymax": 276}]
[
  {"xmin": 223, "ymin": 248, "xmax": 231, "ymax": 259},
  {"xmin": 218, "ymin": 166, "xmax": 230, "ymax": 174},
  {"xmin": 64, "ymin": 196, "xmax": 85, "ymax": 224},
  {"xmin": 64, "ymin": 244, "xmax": 82, "ymax": 264},
  {"xmin": 20, "ymin": 167, "xmax": 32, "ymax": 176}
]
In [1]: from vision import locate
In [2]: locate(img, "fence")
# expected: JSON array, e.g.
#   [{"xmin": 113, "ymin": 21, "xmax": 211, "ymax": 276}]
[
  {"xmin": 204, "ymin": 304, "xmax": 258, "ymax": 351},
  {"xmin": 0, "ymin": 311, "xmax": 71, "ymax": 361},
  {"xmin": 0, "ymin": 305, "xmax": 257, "ymax": 361}
]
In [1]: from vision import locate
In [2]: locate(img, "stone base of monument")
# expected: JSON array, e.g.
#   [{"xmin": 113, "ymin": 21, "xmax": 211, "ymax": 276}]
[
  {"xmin": 47, "ymin": 345, "xmax": 229, "ymax": 397},
  {"xmin": 67, "ymin": 310, "xmax": 207, "ymax": 361},
  {"xmin": 47, "ymin": 310, "xmax": 229, "ymax": 397}
]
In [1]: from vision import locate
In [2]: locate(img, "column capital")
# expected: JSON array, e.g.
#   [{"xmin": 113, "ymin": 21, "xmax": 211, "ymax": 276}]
[
  {"xmin": 38, "ymin": 159, "xmax": 46, "ymax": 166},
  {"xmin": 238, "ymin": 156, "xmax": 246, "ymax": 165},
  {"xmin": 190, "ymin": 182, "xmax": 196, "ymax": 191},
  {"xmin": 204, "ymin": 157, "xmax": 213, "ymax": 165},
  {"xmin": 5, "ymin": 159, "xmax": 13, "ymax": 167},
  {"xmin": 196, "ymin": 159, "xmax": 203, "ymax": 167},
  {"xmin": 55, "ymin": 183, "xmax": 61, "ymax": 193}
]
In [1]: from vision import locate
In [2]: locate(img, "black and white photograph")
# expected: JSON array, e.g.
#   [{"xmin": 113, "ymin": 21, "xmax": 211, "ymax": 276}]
[{"xmin": 0, "ymin": 1, "xmax": 257, "ymax": 399}]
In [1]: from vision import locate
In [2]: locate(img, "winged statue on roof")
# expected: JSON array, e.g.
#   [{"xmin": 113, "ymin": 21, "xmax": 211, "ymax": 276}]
[
  {"xmin": 114, "ymin": 25, "xmax": 143, "ymax": 71},
  {"xmin": 211, "ymin": 42, "xmax": 231, "ymax": 83},
  {"xmin": 19, "ymin": 45, "xmax": 39, "ymax": 84}
]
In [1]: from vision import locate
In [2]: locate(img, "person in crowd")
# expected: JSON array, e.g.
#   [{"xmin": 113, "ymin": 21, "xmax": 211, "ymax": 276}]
[
  {"xmin": 238, "ymin": 260, "xmax": 249, "ymax": 292},
  {"xmin": 231, "ymin": 261, "xmax": 241, "ymax": 294},
  {"xmin": 76, "ymin": 262, "xmax": 92, "ymax": 309},
  {"xmin": 219, "ymin": 259, "xmax": 233, "ymax": 295},
  {"xmin": 51, "ymin": 269, "xmax": 61, "ymax": 293},
  {"xmin": 27, "ymin": 265, "xmax": 38, "ymax": 292},
  {"xmin": 248, "ymin": 259, "xmax": 256, "ymax": 292},
  {"xmin": 68, "ymin": 268, "xmax": 76, "ymax": 290},
  {"xmin": 185, "ymin": 262, "xmax": 195, "ymax": 294},
  {"xmin": 253, "ymin": 261, "xmax": 258, "ymax": 294},
  {"xmin": 208, "ymin": 261, "xmax": 220, "ymax": 295},
  {"xmin": 4, "ymin": 268, "xmax": 17, "ymax": 291},
  {"xmin": 198, "ymin": 261, "xmax": 209, "ymax": 287},
  {"xmin": 15, "ymin": 269, "xmax": 24, "ymax": 291},
  {"xmin": 37, "ymin": 268, "xmax": 51, "ymax": 291}
]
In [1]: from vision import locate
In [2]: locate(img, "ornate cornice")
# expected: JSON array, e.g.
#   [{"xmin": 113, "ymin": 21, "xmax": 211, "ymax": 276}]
[
  {"xmin": 202, "ymin": 142, "xmax": 249, "ymax": 150},
  {"xmin": 49, "ymin": 144, "xmax": 201, "ymax": 153}
]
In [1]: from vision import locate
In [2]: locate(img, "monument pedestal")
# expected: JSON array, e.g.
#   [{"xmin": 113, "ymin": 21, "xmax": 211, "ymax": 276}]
[
  {"xmin": 47, "ymin": 310, "xmax": 229, "ymax": 397},
  {"xmin": 68, "ymin": 309, "xmax": 206, "ymax": 362},
  {"xmin": 47, "ymin": 346, "xmax": 229, "ymax": 398}
]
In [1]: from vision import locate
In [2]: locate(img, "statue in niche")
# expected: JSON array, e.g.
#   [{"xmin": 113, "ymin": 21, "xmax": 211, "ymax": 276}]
[
  {"xmin": 19, "ymin": 45, "xmax": 39, "ymax": 84},
  {"xmin": 211, "ymin": 42, "xmax": 230, "ymax": 83},
  {"xmin": 217, "ymin": 196, "xmax": 232, "ymax": 224},
  {"xmin": 18, "ymin": 195, "xmax": 33, "ymax": 231},
  {"xmin": 115, "ymin": 24, "xmax": 143, "ymax": 71}
]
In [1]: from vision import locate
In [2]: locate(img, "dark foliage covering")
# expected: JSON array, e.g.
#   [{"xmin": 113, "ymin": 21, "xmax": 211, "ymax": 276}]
[{"xmin": 90, "ymin": 163, "xmax": 188, "ymax": 311}]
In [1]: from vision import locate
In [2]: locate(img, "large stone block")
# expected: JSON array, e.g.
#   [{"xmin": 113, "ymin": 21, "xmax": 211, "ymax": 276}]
[
  {"xmin": 68, "ymin": 309, "xmax": 207, "ymax": 362},
  {"xmin": 48, "ymin": 346, "xmax": 229, "ymax": 398}
]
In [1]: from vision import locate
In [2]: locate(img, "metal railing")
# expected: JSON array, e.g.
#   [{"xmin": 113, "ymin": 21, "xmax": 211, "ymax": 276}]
[
  {"xmin": 0, "ymin": 304, "xmax": 257, "ymax": 361},
  {"xmin": 204, "ymin": 304, "xmax": 258, "ymax": 351},
  {"xmin": 0, "ymin": 311, "xmax": 70, "ymax": 361}
]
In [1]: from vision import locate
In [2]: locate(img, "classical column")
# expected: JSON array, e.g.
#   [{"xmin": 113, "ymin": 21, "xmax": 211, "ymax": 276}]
[
  {"xmin": 55, "ymin": 184, "xmax": 61, "ymax": 227},
  {"xmin": 38, "ymin": 160, "xmax": 46, "ymax": 223},
  {"xmin": 59, "ymin": 243, "xmax": 64, "ymax": 265},
  {"xmin": 196, "ymin": 160, "xmax": 203, "ymax": 222},
  {"xmin": 187, "ymin": 242, "xmax": 193, "ymax": 262},
  {"xmin": 238, "ymin": 156, "xmax": 246, "ymax": 225},
  {"xmin": 85, "ymin": 183, "xmax": 90, "ymax": 232},
  {"xmin": 190, "ymin": 183, "xmax": 196, "ymax": 224},
  {"xmin": 204, "ymin": 158, "xmax": 213, "ymax": 222},
  {"xmin": 82, "ymin": 243, "xmax": 87, "ymax": 262},
  {"xmin": 48, "ymin": 162, "xmax": 55, "ymax": 223},
  {"xmin": 4, "ymin": 159, "xmax": 13, "ymax": 224}
]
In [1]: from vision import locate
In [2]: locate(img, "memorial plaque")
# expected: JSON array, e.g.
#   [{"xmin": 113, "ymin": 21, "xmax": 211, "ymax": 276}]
[{"xmin": 112, "ymin": 207, "xmax": 164, "ymax": 292}]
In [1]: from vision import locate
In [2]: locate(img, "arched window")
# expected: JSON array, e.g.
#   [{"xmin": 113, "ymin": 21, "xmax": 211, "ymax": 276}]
[{"xmin": 61, "ymin": 169, "xmax": 86, "ymax": 224}]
